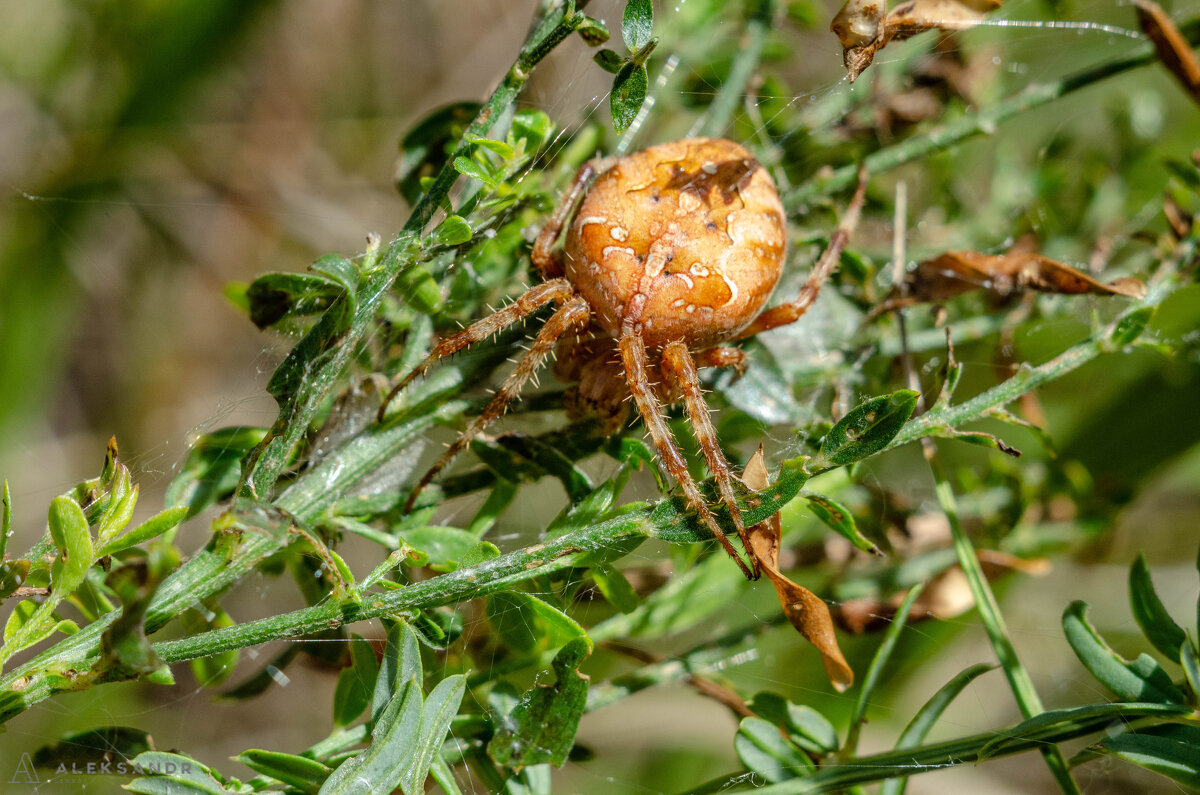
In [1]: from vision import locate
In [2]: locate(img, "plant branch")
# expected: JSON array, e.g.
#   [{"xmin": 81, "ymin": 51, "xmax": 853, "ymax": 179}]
[{"xmin": 783, "ymin": 18, "xmax": 1200, "ymax": 209}]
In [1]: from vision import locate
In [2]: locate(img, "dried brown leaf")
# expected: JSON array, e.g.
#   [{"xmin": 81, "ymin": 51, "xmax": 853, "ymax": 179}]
[
  {"xmin": 881, "ymin": 250, "xmax": 1145, "ymax": 311},
  {"xmin": 1134, "ymin": 0, "xmax": 1200, "ymax": 107},
  {"xmin": 740, "ymin": 448, "xmax": 854, "ymax": 691},
  {"xmin": 831, "ymin": 0, "xmax": 1001, "ymax": 81}
]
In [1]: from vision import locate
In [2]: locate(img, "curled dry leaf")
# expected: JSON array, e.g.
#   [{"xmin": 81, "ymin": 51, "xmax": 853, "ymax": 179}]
[
  {"xmin": 740, "ymin": 448, "xmax": 853, "ymax": 691},
  {"xmin": 1134, "ymin": 0, "xmax": 1200, "ymax": 107},
  {"xmin": 831, "ymin": 0, "xmax": 1001, "ymax": 81},
  {"xmin": 876, "ymin": 250, "xmax": 1145, "ymax": 314}
]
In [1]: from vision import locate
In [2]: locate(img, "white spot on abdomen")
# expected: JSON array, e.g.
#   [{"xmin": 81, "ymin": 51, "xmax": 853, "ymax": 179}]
[{"xmin": 610, "ymin": 226, "xmax": 629, "ymax": 241}]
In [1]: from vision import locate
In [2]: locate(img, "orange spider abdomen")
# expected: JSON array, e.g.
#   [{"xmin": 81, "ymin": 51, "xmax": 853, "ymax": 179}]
[{"xmin": 562, "ymin": 138, "xmax": 787, "ymax": 350}]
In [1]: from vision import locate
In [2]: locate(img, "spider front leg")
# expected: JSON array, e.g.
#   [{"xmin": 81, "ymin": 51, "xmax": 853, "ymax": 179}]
[
  {"xmin": 735, "ymin": 167, "xmax": 869, "ymax": 340},
  {"xmin": 378, "ymin": 278, "xmax": 575, "ymax": 422},
  {"xmin": 662, "ymin": 341, "xmax": 760, "ymax": 579},
  {"xmin": 619, "ymin": 330, "xmax": 757, "ymax": 580},
  {"xmin": 530, "ymin": 162, "xmax": 597, "ymax": 278},
  {"xmin": 403, "ymin": 296, "xmax": 591, "ymax": 512}
]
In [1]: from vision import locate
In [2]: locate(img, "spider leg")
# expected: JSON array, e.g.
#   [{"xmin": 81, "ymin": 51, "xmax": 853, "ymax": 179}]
[
  {"xmin": 378, "ymin": 278, "xmax": 574, "ymax": 422},
  {"xmin": 694, "ymin": 346, "xmax": 747, "ymax": 380},
  {"xmin": 662, "ymin": 342, "xmax": 760, "ymax": 580},
  {"xmin": 403, "ymin": 296, "xmax": 591, "ymax": 512},
  {"xmin": 531, "ymin": 162, "xmax": 597, "ymax": 279},
  {"xmin": 734, "ymin": 166, "xmax": 869, "ymax": 340},
  {"xmin": 619, "ymin": 331, "xmax": 756, "ymax": 580}
]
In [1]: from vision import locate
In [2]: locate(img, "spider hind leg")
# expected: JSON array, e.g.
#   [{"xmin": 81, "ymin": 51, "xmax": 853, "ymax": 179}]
[
  {"xmin": 403, "ymin": 295, "xmax": 590, "ymax": 512},
  {"xmin": 378, "ymin": 278, "xmax": 575, "ymax": 423}
]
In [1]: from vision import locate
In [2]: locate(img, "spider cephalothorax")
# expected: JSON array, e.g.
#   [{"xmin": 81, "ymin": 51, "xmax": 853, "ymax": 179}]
[{"xmin": 381, "ymin": 138, "xmax": 865, "ymax": 579}]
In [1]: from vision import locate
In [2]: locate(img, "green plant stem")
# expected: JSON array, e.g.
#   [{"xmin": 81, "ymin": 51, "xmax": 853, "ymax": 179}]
[
  {"xmin": 698, "ymin": 0, "xmax": 776, "ymax": 137},
  {"xmin": 783, "ymin": 18, "xmax": 1200, "ymax": 210},
  {"xmin": 928, "ymin": 456, "xmax": 1079, "ymax": 794},
  {"xmin": 693, "ymin": 704, "xmax": 1187, "ymax": 794}
]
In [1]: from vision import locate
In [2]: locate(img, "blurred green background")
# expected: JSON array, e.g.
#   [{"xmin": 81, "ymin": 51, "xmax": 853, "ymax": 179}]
[{"xmin": 0, "ymin": 0, "xmax": 1198, "ymax": 792}]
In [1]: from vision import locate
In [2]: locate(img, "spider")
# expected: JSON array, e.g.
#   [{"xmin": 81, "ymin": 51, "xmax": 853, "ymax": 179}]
[{"xmin": 381, "ymin": 138, "xmax": 866, "ymax": 580}]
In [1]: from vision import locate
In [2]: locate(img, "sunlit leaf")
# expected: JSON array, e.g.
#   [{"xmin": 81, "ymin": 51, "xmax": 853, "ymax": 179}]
[
  {"xmin": 1088, "ymin": 723, "xmax": 1200, "ymax": 790},
  {"xmin": 611, "ymin": 63, "xmax": 648, "ymax": 133},
  {"xmin": 487, "ymin": 637, "xmax": 591, "ymax": 769},
  {"xmin": 735, "ymin": 716, "xmax": 814, "ymax": 783},
  {"xmin": 1128, "ymin": 554, "xmax": 1187, "ymax": 660},
  {"xmin": 1062, "ymin": 600, "xmax": 1184, "ymax": 703},
  {"xmin": 333, "ymin": 634, "xmax": 380, "ymax": 727},
  {"xmin": 126, "ymin": 751, "xmax": 230, "ymax": 794},
  {"xmin": 235, "ymin": 749, "xmax": 331, "ymax": 793},
  {"xmin": 816, "ymin": 390, "xmax": 918, "ymax": 468},
  {"xmin": 622, "ymin": 0, "xmax": 654, "ymax": 52}
]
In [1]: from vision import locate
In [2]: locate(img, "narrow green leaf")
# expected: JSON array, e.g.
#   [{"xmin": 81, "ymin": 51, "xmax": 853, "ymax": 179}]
[
  {"xmin": 432, "ymin": 215, "xmax": 473, "ymax": 247},
  {"xmin": 334, "ymin": 634, "xmax": 380, "ymax": 727},
  {"xmin": 1180, "ymin": 639, "xmax": 1200, "ymax": 698},
  {"xmin": 3, "ymin": 599, "xmax": 47, "ymax": 647},
  {"xmin": 621, "ymin": 0, "xmax": 653, "ymax": 52},
  {"xmin": 1129, "ymin": 554, "xmax": 1187, "ymax": 660},
  {"xmin": 165, "ymin": 427, "xmax": 267, "ymax": 518},
  {"xmin": 321, "ymin": 678, "xmax": 423, "ymax": 795},
  {"xmin": 235, "ymin": 749, "xmax": 331, "ymax": 794},
  {"xmin": 398, "ymin": 526, "xmax": 483, "ymax": 572},
  {"xmin": 183, "ymin": 606, "xmax": 238, "ymax": 687},
  {"xmin": 510, "ymin": 109, "xmax": 556, "ymax": 152},
  {"xmin": 1110, "ymin": 306, "xmax": 1155, "ymax": 347},
  {"xmin": 800, "ymin": 492, "xmax": 877, "ymax": 554},
  {"xmin": 463, "ymin": 135, "xmax": 515, "ymax": 160},
  {"xmin": 979, "ymin": 702, "xmax": 1192, "ymax": 760},
  {"xmin": 591, "ymin": 564, "xmax": 639, "ymax": 613},
  {"xmin": 747, "ymin": 692, "xmax": 838, "ymax": 755},
  {"xmin": 593, "ymin": 48, "xmax": 625, "ymax": 73},
  {"xmin": 1062, "ymin": 600, "xmax": 1184, "ymax": 703},
  {"xmin": 466, "ymin": 478, "xmax": 517, "ymax": 537},
  {"xmin": 489, "ymin": 592, "xmax": 587, "ymax": 653},
  {"xmin": 401, "ymin": 674, "xmax": 466, "ymax": 795},
  {"xmin": 817, "ymin": 390, "xmax": 919, "ymax": 468},
  {"xmin": 310, "ymin": 255, "xmax": 360, "ymax": 296},
  {"xmin": 735, "ymin": 716, "xmax": 814, "ymax": 783},
  {"xmin": 575, "ymin": 15, "xmax": 610, "ymax": 46},
  {"xmin": 453, "ymin": 155, "xmax": 498, "ymax": 189},
  {"xmin": 881, "ymin": 664, "xmax": 996, "ymax": 795},
  {"xmin": 845, "ymin": 583, "xmax": 925, "ymax": 754},
  {"xmin": 0, "ymin": 480, "xmax": 10, "ymax": 559},
  {"xmin": 99, "ymin": 506, "xmax": 189, "ymax": 557},
  {"xmin": 429, "ymin": 754, "xmax": 464, "ymax": 795},
  {"xmin": 48, "ymin": 496, "xmax": 93, "ymax": 597},
  {"xmin": 394, "ymin": 262, "xmax": 443, "ymax": 314},
  {"xmin": 244, "ymin": 272, "xmax": 343, "ymax": 329},
  {"xmin": 488, "ymin": 637, "xmax": 591, "ymax": 768},
  {"xmin": 373, "ymin": 620, "xmax": 422, "ymax": 725},
  {"xmin": 1089, "ymin": 724, "xmax": 1200, "ymax": 790},
  {"xmin": 125, "ymin": 751, "xmax": 229, "ymax": 794},
  {"xmin": 610, "ymin": 63, "xmax": 647, "ymax": 133}
]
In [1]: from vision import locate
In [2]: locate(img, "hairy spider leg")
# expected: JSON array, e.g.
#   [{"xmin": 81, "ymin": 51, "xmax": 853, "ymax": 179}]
[
  {"xmin": 530, "ymin": 162, "xmax": 597, "ymax": 277},
  {"xmin": 378, "ymin": 278, "xmax": 575, "ymax": 422},
  {"xmin": 734, "ymin": 167, "xmax": 869, "ymax": 340},
  {"xmin": 619, "ymin": 331, "xmax": 757, "ymax": 580},
  {"xmin": 403, "ymin": 296, "xmax": 591, "ymax": 512},
  {"xmin": 662, "ymin": 341, "xmax": 760, "ymax": 579}
]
